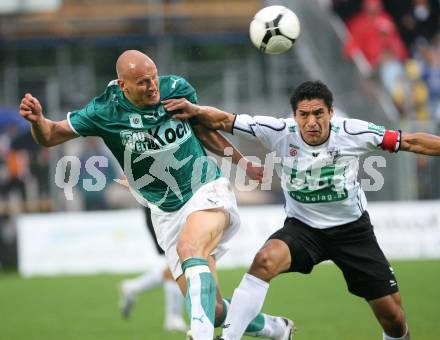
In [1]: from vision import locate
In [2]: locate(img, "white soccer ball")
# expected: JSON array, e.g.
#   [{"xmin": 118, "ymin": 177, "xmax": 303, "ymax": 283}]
[{"xmin": 249, "ymin": 5, "xmax": 301, "ymax": 54}]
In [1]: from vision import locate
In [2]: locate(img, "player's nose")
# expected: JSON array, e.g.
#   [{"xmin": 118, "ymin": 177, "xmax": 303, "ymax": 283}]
[
  {"xmin": 306, "ymin": 115, "xmax": 318, "ymax": 126},
  {"xmin": 148, "ymin": 80, "xmax": 158, "ymax": 92}
]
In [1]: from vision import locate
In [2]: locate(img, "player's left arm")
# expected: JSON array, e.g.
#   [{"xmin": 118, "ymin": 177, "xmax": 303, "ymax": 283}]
[
  {"xmin": 192, "ymin": 124, "xmax": 263, "ymax": 182},
  {"xmin": 399, "ymin": 132, "xmax": 440, "ymax": 155}
]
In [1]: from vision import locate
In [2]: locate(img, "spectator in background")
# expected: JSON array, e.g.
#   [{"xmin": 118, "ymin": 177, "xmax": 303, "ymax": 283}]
[
  {"xmin": 344, "ymin": 0, "xmax": 408, "ymax": 70},
  {"xmin": 433, "ymin": 32, "xmax": 440, "ymax": 56},
  {"xmin": 391, "ymin": 58, "xmax": 430, "ymax": 120},
  {"xmin": 0, "ymin": 125, "xmax": 17, "ymax": 202},
  {"xmin": 418, "ymin": 44, "xmax": 440, "ymax": 119},
  {"xmin": 344, "ymin": 0, "xmax": 409, "ymax": 101},
  {"xmin": 383, "ymin": 0, "xmax": 439, "ymax": 52},
  {"xmin": 382, "ymin": 0, "xmax": 414, "ymax": 48}
]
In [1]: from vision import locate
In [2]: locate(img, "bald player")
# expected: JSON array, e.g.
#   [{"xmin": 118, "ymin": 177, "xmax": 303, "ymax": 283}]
[{"xmin": 19, "ymin": 50, "xmax": 294, "ymax": 340}]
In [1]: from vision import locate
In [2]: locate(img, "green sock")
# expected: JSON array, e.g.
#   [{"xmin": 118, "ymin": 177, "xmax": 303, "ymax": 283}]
[
  {"xmin": 182, "ymin": 257, "xmax": 216, "ymax": 327},
  {"xmin": 215, "ymin": 297, "xmax": 266, "ymax": 334}
]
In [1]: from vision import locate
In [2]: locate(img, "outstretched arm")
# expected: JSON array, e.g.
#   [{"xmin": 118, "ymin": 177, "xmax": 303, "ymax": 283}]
[
  {"xmin": 162, "ymin": 98, "xmax": 235, "ymax": 133},
  {"xmin": 192, "ymin": 124, "xmax": 263, "ymax": 182},
  {"xmin": 400, "ymin": 132, "xmax": 440, "ymax": 155},
  {"xmin": 19, "ymin": 93, "xmax": 78, "ymax": 147}
]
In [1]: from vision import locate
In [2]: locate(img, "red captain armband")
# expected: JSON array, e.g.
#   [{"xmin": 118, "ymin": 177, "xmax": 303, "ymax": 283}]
[{"xmin": 380, "ymin": 130, "xmax": 401, "ymax": 153}]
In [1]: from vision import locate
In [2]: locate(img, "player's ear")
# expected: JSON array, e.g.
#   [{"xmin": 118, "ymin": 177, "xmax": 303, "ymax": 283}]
[
  {"xmin": 329, "ymin": 106, "xmax": 335, "ymax": 119},
  {"xmin": 117, "ymin": 79, "xmax": 126, "ymax": 91}
]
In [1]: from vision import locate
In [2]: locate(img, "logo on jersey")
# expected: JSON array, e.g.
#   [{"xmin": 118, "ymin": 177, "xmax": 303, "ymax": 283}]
[
  {"xmin": 289, "ymin": 144, "xmax": 299, "ymax": 157},
  {"xmin": 367, "ymin": 122, "xmax": 385, "ymax": 135},
  {"xmin": 330, "ymin": 125, "xmax": 340, "ymax": 133},
  {"xmin": 120, "ymin": 120, "xmax": 191, "ymax": 154},
  {"xmin": 326, "ymin": 147, "xmax": 341, "ymax": 164},
  {"xmin": 286, "ymin": 165, "xmax": 348, "ymax": 203},
  {"xmin": 129, "ymin": 114, "xmax": 143, "ymax": 128},
  {"xmin": 171, "ymin": 78, "xmax": 180, "ymax": 89}
]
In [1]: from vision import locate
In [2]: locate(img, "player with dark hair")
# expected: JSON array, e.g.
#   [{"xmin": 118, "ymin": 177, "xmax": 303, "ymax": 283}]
[
  {"xmin": 119, "ymin": 206, "xmax": 187, "ymax": 332},
  {"xmin": 164, "ymin": 79, "xmax": 440, "ymax": 340},
  {"xmin": 19, "ymin": 50, "xmax": 293, "ymax": 340}
]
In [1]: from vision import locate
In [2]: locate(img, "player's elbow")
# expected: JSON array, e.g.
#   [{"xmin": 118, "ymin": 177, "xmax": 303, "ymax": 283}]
[
  {"xmin": 36, "ymin": 138, "xmax": 53, "ymax": 147},
  {"xmin": 30, "ymin": 132, "xmax": 50, "ymax": 147}
]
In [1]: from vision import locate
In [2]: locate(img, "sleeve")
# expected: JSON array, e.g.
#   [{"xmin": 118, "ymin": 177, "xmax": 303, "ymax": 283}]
[
  {"xmin": 170, "ymin": 76, "xmax": 198, "ymax": 104},
  {"xmin": 343, "ymin": 119, "xmax": 401, "ymax": 154},
  {"xmin": 232, "ymin": 114, "xmax": 287, "ymax": 150},
  {"xmin": 67, "ymin": 100, "xmax": 99, "ymax": 137}
]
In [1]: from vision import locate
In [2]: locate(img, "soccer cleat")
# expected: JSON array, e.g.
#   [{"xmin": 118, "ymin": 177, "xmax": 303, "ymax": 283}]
[
  {"xmin": 273, "ymin": 318, "xmax": 295, "ymax": 340},
  {"xmin": 164, "ymin": 315, "xmax": 188, "ymax": 332},
  {"xmin": 119, "ymin": 282, "xmax": 137, "ymax": 319}
]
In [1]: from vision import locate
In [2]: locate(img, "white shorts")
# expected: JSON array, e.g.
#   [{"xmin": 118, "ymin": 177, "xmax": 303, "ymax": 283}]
[{"xmin": 149, "ymin": 177, "xmax": 240, "ymax": 279}]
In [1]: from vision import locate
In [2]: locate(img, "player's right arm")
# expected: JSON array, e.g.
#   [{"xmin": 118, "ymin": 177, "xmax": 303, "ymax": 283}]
[
  {"xmin": 164, "ymin": 98, "xmax": 285, "ymax": 149},
  {"xmin": 19, "ymin": 93, "xmax": 78, "ymax": 147}
]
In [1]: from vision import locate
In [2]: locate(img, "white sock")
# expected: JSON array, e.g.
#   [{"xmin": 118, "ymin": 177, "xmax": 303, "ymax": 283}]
[
  {"xmin": 124, "ymin": 266, "xmax": 164, "ymax": 295},
  {"xmin": 383, "ymin": 327, "xmax": 410, "ymax": 340},
  {"xmin": 222, "ymin": 273, "xmax": 269, "ymax": 340},
  {"xmin": 164, "ymin": 279, "xmax": 184, "ymax": 319}
]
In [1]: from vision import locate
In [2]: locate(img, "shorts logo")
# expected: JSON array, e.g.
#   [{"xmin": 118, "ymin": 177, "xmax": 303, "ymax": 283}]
[
  {"xmin": 129, "ymin": 114, "xmax": 143, "ymax": 128},
  {"xmin": 207, "ymin": 198, "xmax": 219, "ymax": 205}
]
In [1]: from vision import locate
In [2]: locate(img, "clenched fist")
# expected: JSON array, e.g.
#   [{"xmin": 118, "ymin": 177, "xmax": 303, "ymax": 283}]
[{"xmin": 19, "ymin": 93, "xmax": 43, "ymax": 123}]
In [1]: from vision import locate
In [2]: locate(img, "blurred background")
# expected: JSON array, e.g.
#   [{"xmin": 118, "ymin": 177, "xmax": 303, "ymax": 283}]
[
  {"xmin": 1, "ymin": 1, "xmax": 440, "ymax": 338},
  {"xmin": 1, "ymin": 0, "xmax": 440, "ymax": 265}
]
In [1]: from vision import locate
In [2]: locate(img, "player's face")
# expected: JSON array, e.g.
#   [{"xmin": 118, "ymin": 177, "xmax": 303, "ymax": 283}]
[
  {"xmin": 294, "ymin": 99, "xmax": 334, "ymax": 146},
  {"xmin": 119, "ymin": 63, "xmax": 160, "ymax": 107}
]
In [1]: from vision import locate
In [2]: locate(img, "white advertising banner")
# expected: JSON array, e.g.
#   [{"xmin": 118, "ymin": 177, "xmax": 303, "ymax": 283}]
[
  {"xmin": 17, "ymin": 209, "xmax": 164, "ymax": 277},
  {"xmin": 17, "ymin": 202, "xmax": 440, "ymax": 277},
  {"xmin": 368, "ymin": 201, "xmax": 440, "ymax": 260}
]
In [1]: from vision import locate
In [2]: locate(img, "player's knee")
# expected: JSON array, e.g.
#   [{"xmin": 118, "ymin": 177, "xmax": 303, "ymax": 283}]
[
  {"xmin": 250, "ymin": 248, "xmax": 280, "ymax": 280},
  {"xmin": 380, "ymin": 306, "xmax": 406, "ymax": 328}
]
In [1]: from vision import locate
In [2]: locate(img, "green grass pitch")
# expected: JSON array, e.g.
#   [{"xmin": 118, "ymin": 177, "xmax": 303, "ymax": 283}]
[{"xmin": 1, "ymin": 260, "xmax": 439, "ymax": 340}]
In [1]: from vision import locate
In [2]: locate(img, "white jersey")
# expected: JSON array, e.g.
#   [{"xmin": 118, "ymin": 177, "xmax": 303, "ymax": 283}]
[{"xmin": 233, "ymin": 115, "xmax": 400, "ymax": 229}]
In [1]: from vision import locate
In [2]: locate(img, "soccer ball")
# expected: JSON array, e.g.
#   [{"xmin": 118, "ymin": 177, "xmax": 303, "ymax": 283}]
[{"xmin": 249, "ymin": 5, "xmax": 300, "ymax": 54}]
